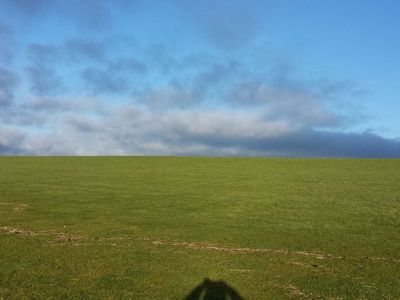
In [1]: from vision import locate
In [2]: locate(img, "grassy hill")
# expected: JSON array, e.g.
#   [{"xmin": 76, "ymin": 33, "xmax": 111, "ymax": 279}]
[{"xmin": 1, "ymin": 157, "xmax": 399, "ymax": 299}]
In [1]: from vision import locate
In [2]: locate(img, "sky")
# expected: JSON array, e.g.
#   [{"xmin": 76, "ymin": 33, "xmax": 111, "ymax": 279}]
[{"xmin": 0, "ymin": 0, "xmax": 399, "ymax": 157}]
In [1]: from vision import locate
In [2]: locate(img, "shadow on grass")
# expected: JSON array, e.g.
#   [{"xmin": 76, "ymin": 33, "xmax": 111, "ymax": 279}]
[{"xmin": 185, "ymin": 278, "xmax": 244, "ymax": 300}]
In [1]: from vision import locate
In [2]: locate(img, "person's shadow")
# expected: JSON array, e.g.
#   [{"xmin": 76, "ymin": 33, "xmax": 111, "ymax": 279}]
[{"xmin": 185, "ymin": 278, "xmax": 244, "ymax": 300}]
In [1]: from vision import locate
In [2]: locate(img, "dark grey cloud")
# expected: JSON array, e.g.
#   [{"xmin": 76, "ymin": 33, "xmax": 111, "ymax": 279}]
[
  {"xmin": 25, "ymin": 66, "xmax": 63, "ymax": 96},
  {"xmin": 80, "ymin": 67, "xmax": 128, "ymax": 94},
  {"xmin": 178, "ymin": 126, "xmax": 400, "ymax": 158},
  {"xmin": 0, "ymin": 67, "xmax": 17, "ymax": 106},
  {"xmin": 267, "ymin": 130, "xmax": 400, "ymax": 158}
]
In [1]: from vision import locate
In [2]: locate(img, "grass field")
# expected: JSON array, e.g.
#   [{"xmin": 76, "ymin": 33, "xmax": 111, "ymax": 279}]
[{"xmin": 0, "ymin": 157, "xmax": 399, "ymax": 299}]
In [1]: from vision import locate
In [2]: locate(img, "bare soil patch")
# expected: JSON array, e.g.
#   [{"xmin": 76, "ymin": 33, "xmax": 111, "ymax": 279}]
[
  {"xmin": 0, "ymin": 226, "xmax": 36, "ymax": 236},
  {"xmin": 54, "ymin": 233, "xmax": 82, "ymax": 243},
  {"xmin": 0, "ymin": 226, "xmax": 82, "ymax": 243},
  {"xmin": 138, "ymin": 238, "xmax": 400, "ymax": 264},
  {"xmin": 286, "ymin": 284, "xmax": 311, "ymax": 299},
  {"xmin": 0, "ymin": 202, "xmax": 29, "ymax": 213},
  {"xmin": 142, "ymin": 238, "xmax": 336, "ymax": 259}
]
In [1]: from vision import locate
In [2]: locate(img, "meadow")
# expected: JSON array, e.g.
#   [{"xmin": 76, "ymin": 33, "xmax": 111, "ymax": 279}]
[{"xmin": 0, "ymin": 157, "xmax": 399, "ymax": 299}]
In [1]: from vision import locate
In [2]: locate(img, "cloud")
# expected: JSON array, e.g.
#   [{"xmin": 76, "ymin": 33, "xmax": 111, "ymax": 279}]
[
  {"xmin": 62, "ymin": 0, "xmax": 112, "ymax": 32},
  {"xmin": 80, "ymin": 67, "xmax": 128, "ymax": 94},
  {"xmin": 0, "ymin": 23, "xmax": 15, "ymax": 64},
  {"xmin": 145, "ymin": 43, "xmax": 180, "ymax": 74},
  {"xmin": 108, "ymin": 58, "xmax": 147, "ymax": 74},
  {"xmin": 236, "ymin": 130, "xmax": 400, "ymax": 158},
  {"xmin": 229, "ymin": 81, "xmax": 341, "ymax": 129},
  {"xmin": 0, "ymin": 67, "xmax": 17, "ymax": 106},
  {"xmin": 1, "ymin": 0, "xmax": 49, "ymax": 15},
  {"xmin": 192, "ymin": 60, "xmax": 241, "ymax": 97},
  {"xmin": 27, "ymin": 39, "xmax": 106, "ymax": 65},
  {"xmin": 2, "ymin": 102, "xmax": 399, "ymax": 157},
  {"xmin": 0, "ymin": 3, "xmax": 397, "ymax": 158},
  {"xmin": 24, "ymin": 38, "xmax": 149, "ymax": 96},
  {"xmin": 136, "ymin": 85, "xmax": 200, "ymax": 111},
  {"xmin": 25, "ymin": 43, "xmax": 64, "ymax": 96},
  {"xmin": 3, "ymin": 43, "xmax": 389, "ymax": 157},
  {"xmin": 64, "ymin": 39, "xmax": 106, "ymax": 63},
  {"xmin": 27, "ymin": 43, "xmax": 58, "ymax": 65},
  {"xmin": 179, "ymin": 1, "xmax": 259, "ymax": 50},
  {"xmin": 0, "ymin": 127, "xmax": 25, "ymax": 154},
  {"xmin": 25, "ymin": 66, "xmax": 63, "ymax": 96},
  {"xmin": 1, "ymin": 0, "xmax": 113, "ymax": 32},
  {"xmin": 22, "ymin": 95, "xmax": 105, "ymax": 113},
  {"xmin": 204, "ymin": 9, "xmax": 257, "ymax": 50}
]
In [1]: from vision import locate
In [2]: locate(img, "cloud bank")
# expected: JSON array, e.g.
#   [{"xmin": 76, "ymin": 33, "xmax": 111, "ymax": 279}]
[{"xmin": 0, "ymin": 1, "xmax": 399, "ymax": 157}]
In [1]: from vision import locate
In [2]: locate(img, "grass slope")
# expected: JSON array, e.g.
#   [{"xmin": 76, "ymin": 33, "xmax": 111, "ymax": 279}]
[{"xmin": 0, "ymin": 157, "xmax": 399, "ymax": 299}]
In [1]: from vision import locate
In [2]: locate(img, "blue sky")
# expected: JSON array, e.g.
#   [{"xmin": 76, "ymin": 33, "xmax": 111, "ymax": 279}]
[{"xmin": 0, "ymin": 0, "xmax": 399, "ymax": 156}]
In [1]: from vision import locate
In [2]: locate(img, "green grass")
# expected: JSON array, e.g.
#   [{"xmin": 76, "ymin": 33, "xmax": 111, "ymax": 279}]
[{"xmin": 0, "ymin": 157, "xmax": 399, "ymax": 299}]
